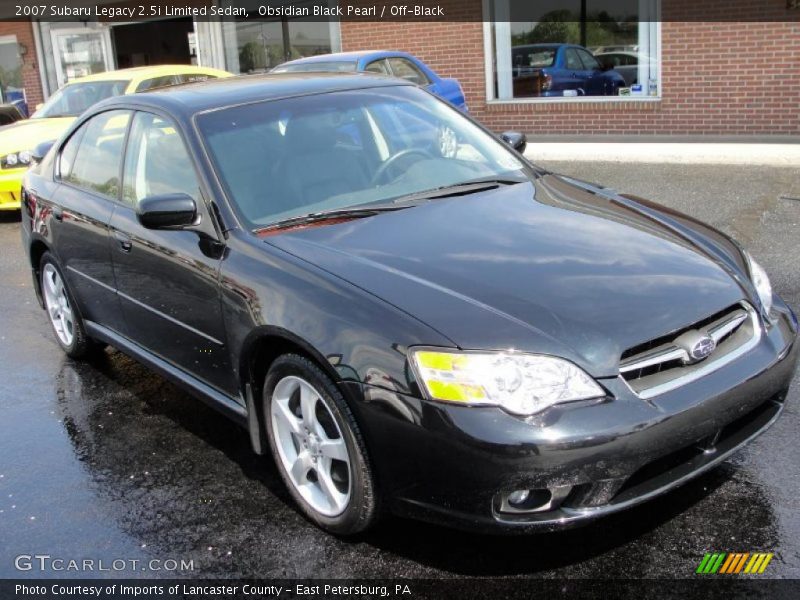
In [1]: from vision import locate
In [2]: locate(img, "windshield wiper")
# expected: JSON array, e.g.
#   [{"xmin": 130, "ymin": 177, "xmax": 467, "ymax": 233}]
[
  {"xmin": 390, "ymin": 178, "xmax": 525, "ymax": 205},
  {"xmin": 254, "ymin": 204, "xmax": 411, "ymax": 234}
]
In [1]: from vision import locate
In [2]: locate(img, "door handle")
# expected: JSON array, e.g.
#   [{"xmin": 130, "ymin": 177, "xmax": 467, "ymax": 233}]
[
  {"xmin": 114, "ymin": 231, "xmax": 132, "ymax": 253},
  {"xmin": 52, "ymin": 206, "xmax": 63, "ymax": 222}
]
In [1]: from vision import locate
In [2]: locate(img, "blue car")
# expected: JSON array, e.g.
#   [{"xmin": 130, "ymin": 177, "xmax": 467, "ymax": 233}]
[
  {"xmin": 512, "ymin": 44, "xmax": 625, "ymax": 97},
  {"xmin": 273, "ymin": 51, "xmax": 468, "ymax": 111}
]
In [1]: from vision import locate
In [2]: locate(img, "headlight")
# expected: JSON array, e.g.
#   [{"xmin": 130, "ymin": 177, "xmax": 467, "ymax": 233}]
[
  {"xmin": 744, "ymin": 251, "xmax": 773, "ymax": 317},
  {"xmin": 1, "ymin": 151, "xmax": 31, "ymax": 168},
  {"xmin": 410, "ymin": 349, "xmax": 605, "ymax": 416}
]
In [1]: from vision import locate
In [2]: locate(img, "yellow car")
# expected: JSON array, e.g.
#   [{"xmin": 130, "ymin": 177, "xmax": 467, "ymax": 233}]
[{"xmin": 0, "ymin": 64, "xmax": 232, "ymax": 210}]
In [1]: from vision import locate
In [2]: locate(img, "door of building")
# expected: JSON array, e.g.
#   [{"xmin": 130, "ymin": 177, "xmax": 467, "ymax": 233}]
[{"xmin": 50, "ymin": 28, "xmax": 114, "ymax": 87}]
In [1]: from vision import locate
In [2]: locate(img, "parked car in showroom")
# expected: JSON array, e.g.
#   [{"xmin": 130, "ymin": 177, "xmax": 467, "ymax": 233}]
[
  {"xmin": 21, "ymin": 73, "xmax": 798, "ymax": 535},
  {"xmin": 272, "ymin": 51, "xmax": 467, "ymax": 111},
  {"xmin": 0, "ymin": 65, "xmax": 231, "ymax": 211},
  {"xmin": 512, "ymin": 43, "xmax": 625, "ymax": 97}
]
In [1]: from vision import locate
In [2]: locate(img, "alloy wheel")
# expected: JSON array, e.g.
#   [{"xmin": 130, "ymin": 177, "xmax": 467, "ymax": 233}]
[
  {"xmin": 42, "ymin": 263, "xmax": 75, "ymax": 347},
  {"xmin": 270, "ymin": 375, "xmax": 352, "ymax": 516}
]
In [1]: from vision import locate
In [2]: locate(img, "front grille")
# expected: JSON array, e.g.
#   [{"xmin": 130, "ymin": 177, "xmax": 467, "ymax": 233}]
[{"xmin": 619, "ymin": 303, "xmax": 760, "ymax": 398}]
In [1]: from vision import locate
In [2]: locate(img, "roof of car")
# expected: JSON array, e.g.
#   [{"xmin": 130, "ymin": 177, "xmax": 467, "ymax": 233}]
[
  {"xmin": 94, "ymin": 72, "xmax": 414, "ymax": 116},
  {"xmin": 280, "ymin": 50, "xmax": 410, "ymax": 65},
  {"xmin": 68, "ymin": 64, "xmax": 231, "ymax": 85}
]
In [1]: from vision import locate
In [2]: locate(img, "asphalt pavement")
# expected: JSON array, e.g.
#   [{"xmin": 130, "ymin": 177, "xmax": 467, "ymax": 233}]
[{"xmin": 0, "ymin": 162, "xmax": 798, "ymax": 581}]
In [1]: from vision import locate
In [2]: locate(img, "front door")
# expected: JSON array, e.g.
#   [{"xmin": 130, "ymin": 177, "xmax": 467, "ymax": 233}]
[
  {"xmin": 50, "ymin": 28, "xmax": 114, "ymax": 87},
  {"xmin": 108, "ymin": 111, "xmax": 233, "ymax": 394}
]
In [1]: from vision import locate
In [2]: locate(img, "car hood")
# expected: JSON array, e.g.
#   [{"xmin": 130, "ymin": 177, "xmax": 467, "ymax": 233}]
[
  {"xmin": 266, "ymin": 175, "xmax": 751, "ymax": 376},
  {"xmin": 0, "ymin": 117, "xmax": 75, "ymax": 156}
]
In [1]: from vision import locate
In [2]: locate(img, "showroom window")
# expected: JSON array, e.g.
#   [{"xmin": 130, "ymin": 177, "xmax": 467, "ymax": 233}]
[
  {"xmin": 220, "ymin": 0, "xmax": 341, "ymax": 74},
  {"xmin": 486, "ymin": 0, "xmax": 659, "ymax": 101},
  {"xmin": 0, "ymin": 35, "xmax": 24, "ymax": 105}
]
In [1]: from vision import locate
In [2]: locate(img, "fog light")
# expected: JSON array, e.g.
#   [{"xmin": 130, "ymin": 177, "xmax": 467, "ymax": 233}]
[{"xmin": 507, "ymin": 490, "xmax": 530, "ymax": 505}]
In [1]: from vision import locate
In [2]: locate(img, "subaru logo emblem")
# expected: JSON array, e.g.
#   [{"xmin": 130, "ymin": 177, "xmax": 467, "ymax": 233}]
[{"xmin": 689, "ymin": 335, "xmax": 716, "ymax": 361}]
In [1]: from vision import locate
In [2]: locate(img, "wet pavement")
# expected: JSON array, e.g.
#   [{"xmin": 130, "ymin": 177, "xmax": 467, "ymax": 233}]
[{"xmin": 0, "ymin": 162, "xmax": 798, "ymax": 580}]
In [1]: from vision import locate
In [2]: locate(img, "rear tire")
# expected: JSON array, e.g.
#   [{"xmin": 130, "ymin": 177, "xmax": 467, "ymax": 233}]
[
  {"xmin": 40, "ymin": 252, "xmax": 101, "ymax": 359},
  {"xmin": 263, "ymin": 354, "xmax": 378, "ymax": 535}
]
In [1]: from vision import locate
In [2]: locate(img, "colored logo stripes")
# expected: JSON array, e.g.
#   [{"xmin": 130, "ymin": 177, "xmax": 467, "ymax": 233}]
[{"xmin": 696, "ymin": 552, "xmax": 774, "ymax": 574}]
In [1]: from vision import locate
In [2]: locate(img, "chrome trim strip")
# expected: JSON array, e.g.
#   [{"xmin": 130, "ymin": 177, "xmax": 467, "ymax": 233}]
[
  {"xmin": 619, "ymin": 345, "xmax": 687, "ymax": 373},
  {"xmin": 66, "ymin": 265, "xmax": 116, "ymax": 294},
  {"xmin": 117, "ymin": 290, "xmax": 224, "ymax": 346},
  {"xmin": 67, "ymin": 265, "xmax": 224, "ymax": 347},
  {"xmin": 634, "ymin": 304, "xmax": 761, "ymax": 400},
  {"xmin": 708, "ymin": 311, "xmax": 748, "ymax": 343}
]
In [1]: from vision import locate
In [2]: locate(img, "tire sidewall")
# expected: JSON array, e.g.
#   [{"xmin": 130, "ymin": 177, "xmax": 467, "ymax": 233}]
[
  {"xmin": 263, "ymin": 354, "xmax": 375, "ymax": 535},
  {"xmin": 40, "ymin": 252, "xmax": 86, "ymax": 357}
]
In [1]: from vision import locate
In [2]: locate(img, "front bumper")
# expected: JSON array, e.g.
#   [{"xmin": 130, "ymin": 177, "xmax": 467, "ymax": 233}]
[
  {"xmin": 348, "ymin": 305, "xmax": 798, "ymax": 533},
  {"xmin": 0, "ymin": 168, "xmax": 25, "ymax": 210}
]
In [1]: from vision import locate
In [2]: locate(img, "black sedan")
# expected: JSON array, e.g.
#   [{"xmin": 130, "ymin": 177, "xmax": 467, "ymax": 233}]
[{"xmin": 20, "ymin": 73, "xmax": 798, "ymax": 534}]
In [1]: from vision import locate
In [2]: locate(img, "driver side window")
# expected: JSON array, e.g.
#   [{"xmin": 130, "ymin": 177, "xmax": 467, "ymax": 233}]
[{"xmin": 122, "ymin": 112, "xmax": 200, "ymax": 207}]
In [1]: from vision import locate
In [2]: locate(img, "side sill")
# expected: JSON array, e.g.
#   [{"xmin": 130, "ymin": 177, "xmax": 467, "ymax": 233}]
[{"xmin": 84, "ymin": 320, "xmax": 248, "ymax": 427}]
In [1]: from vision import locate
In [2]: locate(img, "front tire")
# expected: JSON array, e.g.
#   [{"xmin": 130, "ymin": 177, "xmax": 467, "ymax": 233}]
[
  {"xmin": 263, "ymin": 354, "xmax": 378, "ymax": 535},
  {"xmin": 40, "ymin": 252, "xmax": 97, "ymax": 359}
]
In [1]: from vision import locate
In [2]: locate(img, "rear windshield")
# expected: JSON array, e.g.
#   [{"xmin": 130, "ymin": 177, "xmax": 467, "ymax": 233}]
[
  {"xmin": 34, "ymin": 80, "xmax": 129, "ymax": 119},
  {"xmin": 512, "ymin": 48, "xmax": 556, "ymax": 68},
  {"xmin": 273, "ymin": 61, "xmax": 358, "ymax": 73}
]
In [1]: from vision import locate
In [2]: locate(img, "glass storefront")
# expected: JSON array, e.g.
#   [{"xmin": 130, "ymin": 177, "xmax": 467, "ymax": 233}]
[
  {"xmin": 487, "ymin": 0, "xmax": 659, "ymax": 101},
  {"xmin": 219, "ymin": 0, "xmax": 341, "ymax": 74},
  {"xmin": 0, "ymin": 34, "xmax": 24, "ymax": 107}
]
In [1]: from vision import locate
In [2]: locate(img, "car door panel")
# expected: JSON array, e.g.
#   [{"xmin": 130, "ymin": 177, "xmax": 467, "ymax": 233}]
[
  {"xmin": 109, "ymin": 111, "xmax": 233, "ymax": 395},
  {"xmin": 51, "ymin": 110, "xmax": 131, "ymax": 332}
]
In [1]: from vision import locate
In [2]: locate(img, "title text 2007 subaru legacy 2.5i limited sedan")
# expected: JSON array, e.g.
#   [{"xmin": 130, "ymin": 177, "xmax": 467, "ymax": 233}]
[{"xmin": 21, "ymin": 74, "xmax": 798, "ymax": 535}]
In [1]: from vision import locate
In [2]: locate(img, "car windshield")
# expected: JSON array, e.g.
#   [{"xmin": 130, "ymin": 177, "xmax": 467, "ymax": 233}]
[
  {"xmin": 33, "ymin": 80, "xmax": 129, "ymax": 119},
  {"xmin": 273, "ymin": 61, "xmax": 358, "ymax": 73},
  {"xmin": 198, "ymin": 85, "xmax": 529, "ymax": 228}
]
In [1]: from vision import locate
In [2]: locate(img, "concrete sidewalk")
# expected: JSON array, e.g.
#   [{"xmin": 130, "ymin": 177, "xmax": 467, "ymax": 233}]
[{"xmin": 524, "ymin": 142, "xmax": 800, "ymax": 167}]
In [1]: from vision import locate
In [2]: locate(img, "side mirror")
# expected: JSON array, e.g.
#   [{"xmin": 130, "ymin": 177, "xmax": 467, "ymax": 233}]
[
  {"xmin": 31, "ymin": 140, "xmax": 55, "ymax": 164},
  {"xmin": 501, "ymin": 131, "xmax": 527, "ymax": 154},
  {"xmin": 137, "ymin": 193, "xmax": 197, "ymax": 230}
]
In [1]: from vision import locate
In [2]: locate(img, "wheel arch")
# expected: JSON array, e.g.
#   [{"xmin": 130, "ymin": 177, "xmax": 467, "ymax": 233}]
[
  {"xmin": 239, "ymin": 326, "xmax": 362, "ymax": 455},
  {"xmin": 29, "ymin": 238, "xmax": 51, "ymax": 307}
]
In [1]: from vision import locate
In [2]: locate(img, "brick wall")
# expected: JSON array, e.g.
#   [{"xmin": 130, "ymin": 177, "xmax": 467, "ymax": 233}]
[
  {"xmin": 0, "ymin": 19, "xmax": 43, "ymax": 108},
  {"xmin": 341, "ymin": 0, "xmax": 800, "ymax": 136}
]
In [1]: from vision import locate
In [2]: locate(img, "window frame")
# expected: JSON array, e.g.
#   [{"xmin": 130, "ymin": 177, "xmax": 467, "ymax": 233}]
[
  {"xmin": 481, "ymin": 1, "xmax": 662, "ymax": 104},
  {"xmin": 120, "ymin": 110, "xmax": 203, "ymax": 210},
  {"xmin": 386, "ymin": 57, "xmax": 431, "ymax": 86},
  {"xmin": 55, "ymin": 108, "xmax": 133, "ymax": 204}
]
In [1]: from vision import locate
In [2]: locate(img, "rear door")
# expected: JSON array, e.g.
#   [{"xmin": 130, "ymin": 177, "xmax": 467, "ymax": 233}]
[
  {"xmin": 51, "ymin": 109, "xmax": 131, "ymax": 333},
  {"xmin": 108, "ymin": 110, "xmax": 233, "ymax": 394}
]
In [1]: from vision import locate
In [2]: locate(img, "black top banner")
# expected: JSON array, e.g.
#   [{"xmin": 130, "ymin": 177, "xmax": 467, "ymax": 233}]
[{"xmin": 3, "ymin": 0, "xmax": 800, "ymax": 22}]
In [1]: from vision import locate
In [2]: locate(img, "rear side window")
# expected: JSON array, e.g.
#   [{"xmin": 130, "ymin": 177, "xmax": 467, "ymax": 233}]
[
  {"xmin": 136, "ymin": 75, "xmax": 180, "ymax": 92},
  {"xmin": 179, "ymin": 73, "xmax": 218, "ymax": 84},
  {"xmin": 61, "ymin": 110, "xmax": 131, "ymax": 199},
  {"xmin": 387, "ymin": 58, "xmax": 429, "ymax": 85},
  {"xmin": 365, "ymin": 59, "xmax": 390, "ymax": 75}
]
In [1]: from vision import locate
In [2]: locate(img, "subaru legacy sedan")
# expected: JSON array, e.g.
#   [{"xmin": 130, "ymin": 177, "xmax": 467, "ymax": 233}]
[{"xmin": 21, "ymin": 74, "xmax": 798, "ymax": 535}]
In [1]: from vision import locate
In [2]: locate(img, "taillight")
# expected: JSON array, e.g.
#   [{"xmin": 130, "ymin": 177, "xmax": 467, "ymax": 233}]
[{"xmin": 540, "ymin": 73, "xmax": 552, "ymax": 91}]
